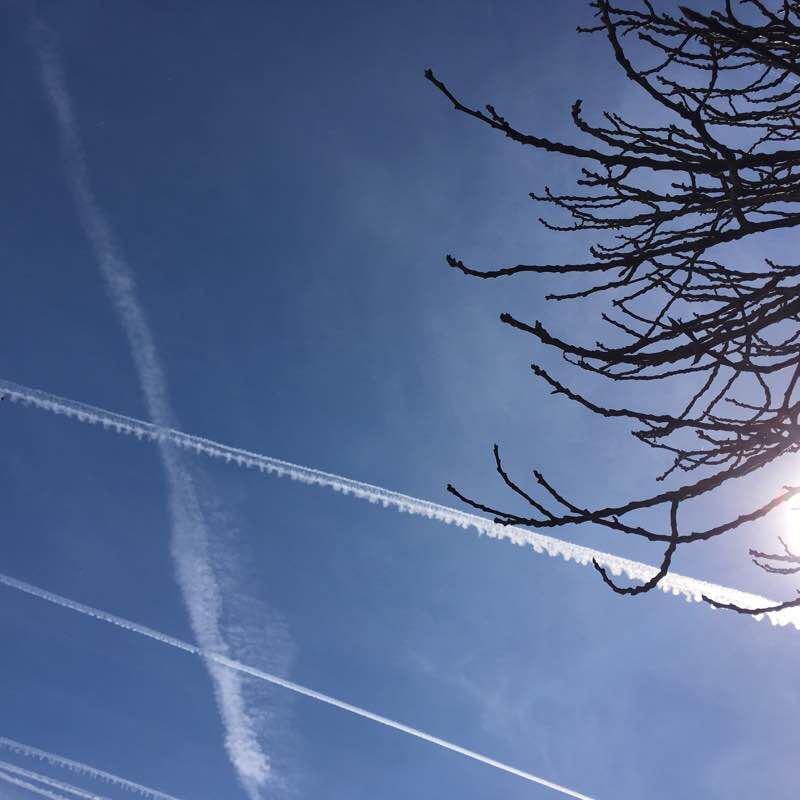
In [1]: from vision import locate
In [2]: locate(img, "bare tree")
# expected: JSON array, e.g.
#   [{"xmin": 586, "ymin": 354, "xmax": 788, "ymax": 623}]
[{"xmin": 427, "ymin": 0, "xmax": 800, "ymax": 614}]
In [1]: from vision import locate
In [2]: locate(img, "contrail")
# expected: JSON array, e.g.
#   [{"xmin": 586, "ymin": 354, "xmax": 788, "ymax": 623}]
[
  {"xmin": 29, "ymin": 20, "xmax": 273, "ymax": 798},
  {"xmin": 0, "ymin": 760, "xmax": 109, "ymax": 800},
  {"xmin": 0, "ymin": 573, "xmax": 594, "ymax": 800},
  {"xmin": 0, "ymin": 769, "xmax": 72, "ymax": 800},
  {"xmin": 0, "ymin": 738, "xmax": 181, "ymax": 800},
  {"xmin": 2, "ymin": 377, "xmax": 799, "ymax": 629}
]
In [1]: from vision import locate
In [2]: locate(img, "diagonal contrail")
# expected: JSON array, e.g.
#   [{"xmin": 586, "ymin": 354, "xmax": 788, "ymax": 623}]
[
  {"xmin": 1, "ymin": 377, "xmax": 798, "ymax": 628},
  {"xmin": 28, "ymin": 19, "xmax": 276, "ymax": 798},
  {"xmin": 0, "ymin": 572, "xmax": 595, "ymax": 800},
  {"xmin": 0, "ymin": 738, "xmax": 182, "ymax": 800},
  {"xmin": 0, "ymin": 769, "xmax": 72, "ymax": 800},
  {"xmin": 0, "ymin": 759, "xmax": 110, "ymax": 800}
]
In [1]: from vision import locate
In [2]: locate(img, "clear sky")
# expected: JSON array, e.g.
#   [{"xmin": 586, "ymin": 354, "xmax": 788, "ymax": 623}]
[{"xmin": 1, "ymin": 1, "xmax": 799, "ymax": 799}]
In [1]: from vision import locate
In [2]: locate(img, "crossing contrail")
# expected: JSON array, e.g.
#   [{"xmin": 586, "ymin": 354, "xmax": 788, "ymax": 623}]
[
  {"xmin": 0, "ymin": 738, "xmax": 182, "ymax": 800},
  {"xmin": 1, "ymin": 376, "xmax": 798, "ymax": 629},
  {"xmin": 0, "ymin": 759, "xmax": 109, "ymax": 800},
  {"xmin": 29, "ymin": 20, "xmax": 275, "ymax": 798},
  {"xmin": 0, "ymin": 572, "xmax": 594, "ymax": 800}
]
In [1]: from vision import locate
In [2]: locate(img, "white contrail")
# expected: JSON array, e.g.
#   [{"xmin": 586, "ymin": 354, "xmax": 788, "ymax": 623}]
[
  {"xmin": 0, "ymin": 769, "xmax": 72, "ymax": 800},
  {"xmin": 0, "ymin": 739, "xmax": 181, "ymax": 800},
  {"xmin": 0, "ymin": 760, "xmax": 109, "ymax": 800},
  {"xmin": 30, "ymin": 21, "xmax": 272, "ymax": 798},
  {"xmin": 2, "ymin": 377, "xmax": 799, "ymax": 629},
  {"xmin": 0, "ymin": 573, "xmax": 594, "ymax": 800}
]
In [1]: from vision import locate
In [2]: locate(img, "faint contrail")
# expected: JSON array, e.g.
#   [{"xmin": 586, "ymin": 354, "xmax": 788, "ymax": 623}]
[
  {"xmin": 0, "ymin": 573, "xmax": 594, "ymax": 800},
  {"xmin": 0, "ymin": 759, "xmax": 109, "ymax": 800},
  {"xmin": 0, "ymin": 738, "xmax": 181, "ymax": 800},
  {"xmin": 0, "ymin": 769, "xmax": 72, "ymax": 800},
  {"xmin": 1, "ymin": 377, "xmax": 798, "ymax": 629},
  {"xmin": 29, "ymin": 20, "xmax": 273, "ymax": 798}
]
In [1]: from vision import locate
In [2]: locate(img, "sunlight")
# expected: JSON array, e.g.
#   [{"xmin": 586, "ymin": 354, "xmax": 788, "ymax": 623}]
[{"xmin": 784, "ymin": 504, "xmax": 800, "ymax": 554}]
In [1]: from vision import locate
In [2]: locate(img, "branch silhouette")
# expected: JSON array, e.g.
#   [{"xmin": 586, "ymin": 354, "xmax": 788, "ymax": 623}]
[{"xmin": 429, "ymin": 0, "xmax": 800, "ymax": 615}]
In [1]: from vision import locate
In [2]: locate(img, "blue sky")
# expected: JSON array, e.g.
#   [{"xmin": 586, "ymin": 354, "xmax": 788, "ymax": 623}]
[{"xmin": 1, "ymin": 1, "xmax": 800, "ymax": 799}]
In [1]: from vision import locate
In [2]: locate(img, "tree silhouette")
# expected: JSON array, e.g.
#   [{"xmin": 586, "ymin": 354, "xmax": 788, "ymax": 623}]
[{"xmin": 427, "ymin": 0, "xmax": 800, "ymax": 614}]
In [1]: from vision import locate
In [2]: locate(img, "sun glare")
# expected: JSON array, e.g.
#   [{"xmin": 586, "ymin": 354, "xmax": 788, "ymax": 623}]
[{"xmin": 782, "ymin": 504, "xmax": 800, "ymax": 553}]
